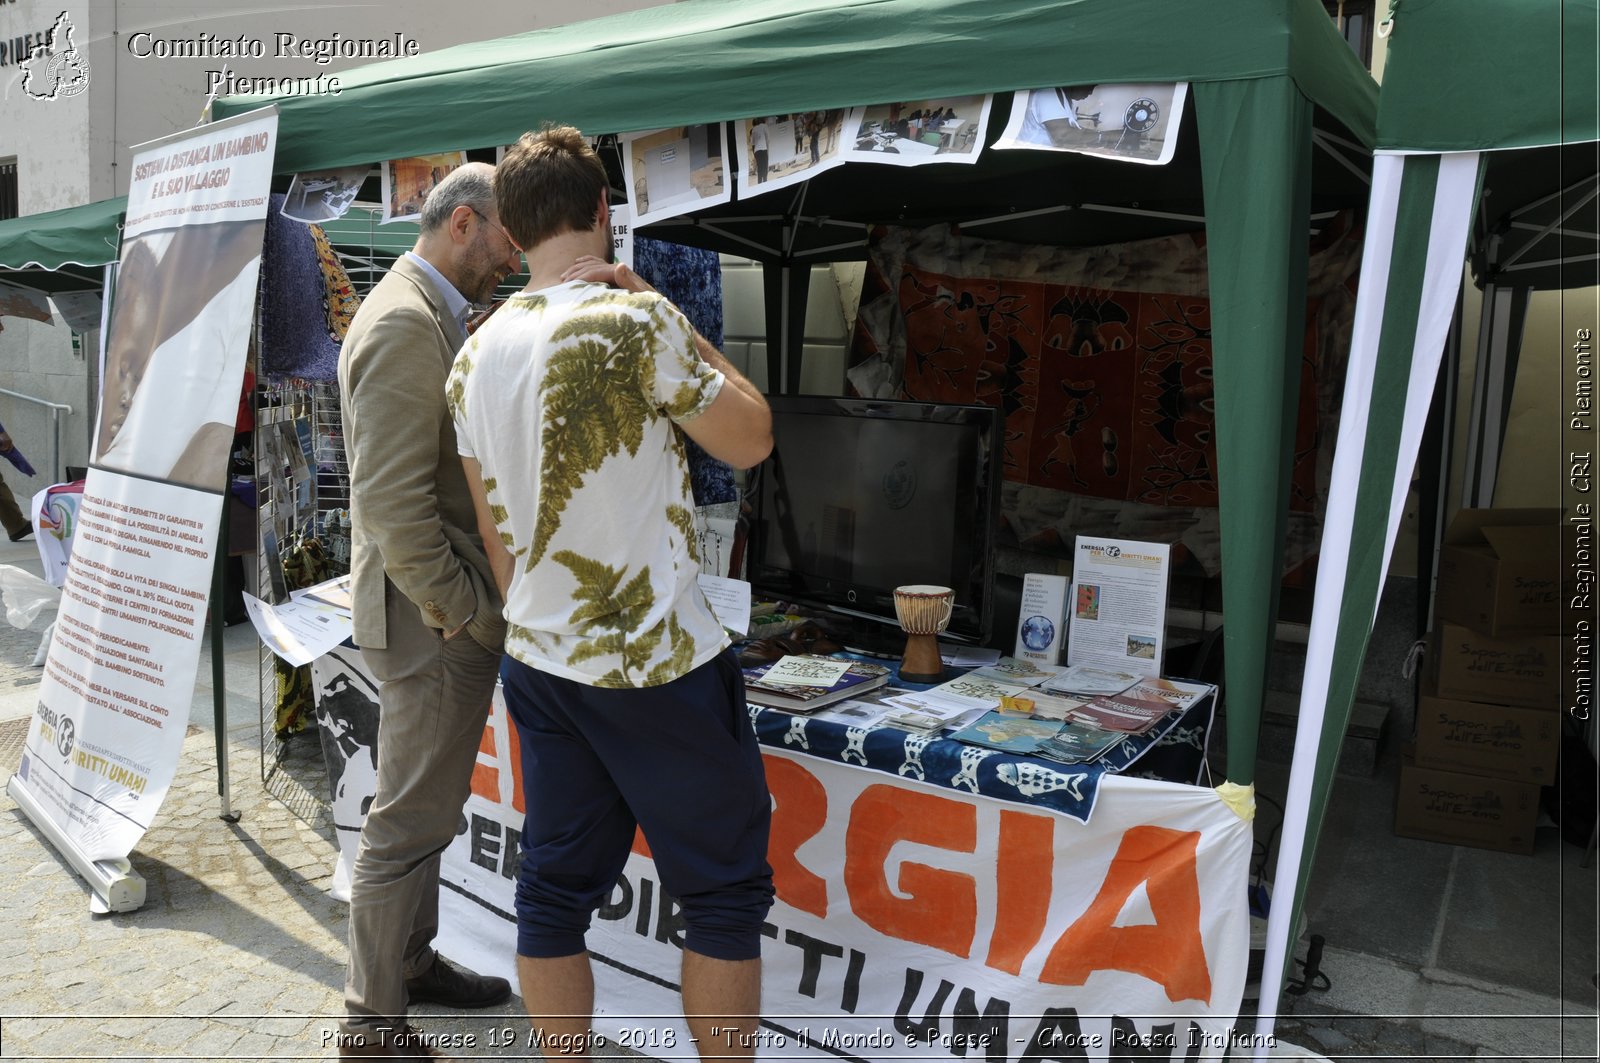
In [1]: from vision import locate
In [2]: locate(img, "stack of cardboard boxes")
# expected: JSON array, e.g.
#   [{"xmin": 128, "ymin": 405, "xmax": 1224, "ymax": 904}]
[{"xmin": 1394, "ymin": 509, "xmax": 1562, "ymax": 854}]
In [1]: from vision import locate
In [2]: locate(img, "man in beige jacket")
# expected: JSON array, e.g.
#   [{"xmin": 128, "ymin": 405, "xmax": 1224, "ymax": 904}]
[{"xmin": 335, "ymin": 161, "xmax": 523, "ymax": 1059}]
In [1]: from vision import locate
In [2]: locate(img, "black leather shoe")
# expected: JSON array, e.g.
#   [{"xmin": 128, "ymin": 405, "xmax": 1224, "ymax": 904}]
[
  {"xmin": 336, "ymin": 1023, "xmax": 453, "ymax": 1059},
  {"xmin": 404, "ymin": 954, "xmax": 511, "ymax": 1009},
  {"xmin": 7, "ymin": 526, "xmax": 31, "ymax": 542}
]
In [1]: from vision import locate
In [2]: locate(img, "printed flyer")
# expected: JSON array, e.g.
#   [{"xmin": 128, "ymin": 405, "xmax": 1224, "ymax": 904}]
[{"xmin": 1066, "ymin": 535, "xmax": 1172, "ymax": 676}]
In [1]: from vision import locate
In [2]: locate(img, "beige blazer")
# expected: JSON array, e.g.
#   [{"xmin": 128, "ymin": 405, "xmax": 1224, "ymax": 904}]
[{"xmin": 337, "ymin": 255, "xmax": 506, "ymax": 653}]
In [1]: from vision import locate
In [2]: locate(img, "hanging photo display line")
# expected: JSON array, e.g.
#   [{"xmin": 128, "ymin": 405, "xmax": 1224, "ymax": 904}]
[
  {"xmin": 281, "ymin": 164, "xmax": 371, "ymax": 224},
  {"xmin": 620, "ymin": 123, "xmax": 732, "ymax": 229},
  {"xmin": 379, "ymin": 150, "xmax": 468, "ymax": 223},
  {"xmin": 734, "ymin": 110, "xmax": 850, "ymax": 198},
  {"xmin": 994, "ymin": 83, "xmax": 1189, "ymax": 166},
  {"xmin": 842, "ymin": 94, "xmax": 995, "ymax": 167}
]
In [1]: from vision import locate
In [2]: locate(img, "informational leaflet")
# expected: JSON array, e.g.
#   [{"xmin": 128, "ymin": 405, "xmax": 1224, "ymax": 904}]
[
  {"xmin": 1065, "ymin": 536, "xmax": 1172, "ymax": 676},
  {"xmin": 243, "ymin": 592, "xmax": 354, "ymax": 668}
]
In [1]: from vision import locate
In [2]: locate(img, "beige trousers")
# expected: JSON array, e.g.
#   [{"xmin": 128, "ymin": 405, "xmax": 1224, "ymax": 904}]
[{"xmin": 342, "ymin": 578, "xmax": 500, "ymax": 1034}]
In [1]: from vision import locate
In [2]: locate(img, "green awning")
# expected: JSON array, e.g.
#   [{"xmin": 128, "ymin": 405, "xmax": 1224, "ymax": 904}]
[
  {"xmin": 215, "ymin": 0, "xmax": 1376, "ymax": 174},
  {"xmin": 0, "ymin": 196, "xmax": 126, "ymax": 293},
  {"xmin": 1376, "ymin": 0, "xmax": 1599, "ymax": 152}
]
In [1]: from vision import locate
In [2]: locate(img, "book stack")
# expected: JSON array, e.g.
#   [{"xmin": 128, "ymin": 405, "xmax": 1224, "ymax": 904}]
[{"xmin": 742, "ymin": 655, "xmax": 892, "ymax": 712}]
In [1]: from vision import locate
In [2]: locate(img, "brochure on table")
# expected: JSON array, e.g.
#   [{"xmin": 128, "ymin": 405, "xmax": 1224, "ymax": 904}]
[{"xmin": 1066, "ymin": 535, "xmax": 1171, "ymax": 676}]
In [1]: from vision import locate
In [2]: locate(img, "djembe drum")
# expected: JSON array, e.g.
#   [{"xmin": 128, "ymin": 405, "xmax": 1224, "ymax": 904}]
[{"xmin": 893, "ymin": 584, "xmax": 954, "ymax": 683}]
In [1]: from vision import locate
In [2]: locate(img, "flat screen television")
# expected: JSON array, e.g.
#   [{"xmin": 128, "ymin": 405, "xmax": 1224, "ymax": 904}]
[{"xmin": 746, "ymin": 395, "xmax": 1002, "ymax": 645}]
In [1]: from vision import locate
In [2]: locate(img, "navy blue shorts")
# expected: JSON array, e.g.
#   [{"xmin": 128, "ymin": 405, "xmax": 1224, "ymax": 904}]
[{"xmin": 500, "ymin": 649, "xmax": 774, "ymax": 961}]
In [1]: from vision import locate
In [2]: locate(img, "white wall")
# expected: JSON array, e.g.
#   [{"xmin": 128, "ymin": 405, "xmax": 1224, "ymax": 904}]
[{"xmin": 718, "ymin": 258, "xmax": 856, "ymax": 395}]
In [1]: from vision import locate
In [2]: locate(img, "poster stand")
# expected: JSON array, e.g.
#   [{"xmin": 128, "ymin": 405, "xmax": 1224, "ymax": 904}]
[{"xmin": 5, "ymin": 776, "xmax": 146, "ymax": 913}]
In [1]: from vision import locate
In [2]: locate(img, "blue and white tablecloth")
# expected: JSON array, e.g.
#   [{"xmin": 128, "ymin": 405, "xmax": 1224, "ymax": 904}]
[{"xmin": 746, "ymin": 687, "xmax": 1214, "ymax": 824}]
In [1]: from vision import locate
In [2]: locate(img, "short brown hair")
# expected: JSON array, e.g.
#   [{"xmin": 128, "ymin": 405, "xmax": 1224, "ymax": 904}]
[{"xmin": 496, "ymin": 125, "xmax": 609, "ymax": 249}]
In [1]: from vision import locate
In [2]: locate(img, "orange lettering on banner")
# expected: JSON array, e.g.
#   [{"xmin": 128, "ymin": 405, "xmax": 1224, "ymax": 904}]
[
  {"xmin": 764, "ymin": 755, "xmax": 830, "ymax": 918},
  {"xmin": 844, "ymin": 785, "xmax": 977, "ymax": 958},
  {"xmin": 470, "ymin": 701, "xmax": 526, "ymax": 813},
  {"xmin": 1039, "ymin": 826, "xmax": 1210, "ymax": 1003},
  {"xmin": 470, "ymin": 725, "xmax": 499, "ymax": 805},
  {"xmin": 985, "ymin": 809, "xmax": 1054, "ymax": 975},
  {"xmin": 632, "ymin": 826, "xmax": 653, "ymax": 858}
]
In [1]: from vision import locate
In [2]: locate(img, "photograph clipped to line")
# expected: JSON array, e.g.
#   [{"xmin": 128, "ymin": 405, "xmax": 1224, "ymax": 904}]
[
  {"xmin": 843, "ymin": 95, "xmax": 994, "ymax": 167},
  {"xmin": 734, "ymin": 110, "xmax": 848, "ymax": 198},
  {"xmin": 621, "ymin": 124, "xmax": 731, "ymax": 228},
  {"xmin": 994, "ymin": 82, "xmax": 1189, "ymax": 166},
  {"xmin": 281, "ymin": 164, "xmax": 371, "ymax": 224},
  {"xmin": 379, "ymin": 150, "xmax": 468, "ymax": 223}
]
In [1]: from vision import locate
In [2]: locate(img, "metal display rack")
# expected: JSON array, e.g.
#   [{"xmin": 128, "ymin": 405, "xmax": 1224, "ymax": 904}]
[{"xmin": 252, "ymin": 377, "xmax": 350, "ymax": 822}]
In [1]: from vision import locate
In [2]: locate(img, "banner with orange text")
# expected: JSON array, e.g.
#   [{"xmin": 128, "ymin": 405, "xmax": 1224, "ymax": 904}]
[{"xmin": 433, "ymin": 687, "xmax": 1254, "ymax": 1061}]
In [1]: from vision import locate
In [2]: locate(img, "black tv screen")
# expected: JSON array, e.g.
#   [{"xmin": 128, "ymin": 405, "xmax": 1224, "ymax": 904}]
[{"xmin": 747, "ymin": 396, "xmax": 1001, "ymax": 644}]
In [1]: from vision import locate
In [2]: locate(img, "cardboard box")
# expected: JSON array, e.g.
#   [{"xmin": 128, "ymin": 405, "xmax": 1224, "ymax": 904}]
[
  {"xmin": 1431, "ymin": 623, "xmax": 1561, "ymax": 710},
  {"xmin": 1394, "ymin": 753, "xmax": 1541, "ymax": 854},
  {"xmin": 1415, "ymin": 683, "xmax": 1560, "ymax": 784},
  {"xmin": 1014, "ymin": 573, "xmax": 1069, "ymax": 665},
  {"xmin": 1435, "ymin": 508, "xmax": 1561, "ymax": 636}
]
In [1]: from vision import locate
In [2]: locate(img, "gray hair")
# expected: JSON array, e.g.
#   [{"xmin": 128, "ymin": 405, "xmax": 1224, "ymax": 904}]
[{"xmin": 418, "ymin": 161, "xmax": 495, "ymax": 233}]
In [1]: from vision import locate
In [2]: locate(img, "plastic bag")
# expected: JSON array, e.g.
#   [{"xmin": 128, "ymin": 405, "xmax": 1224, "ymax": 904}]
[{"xmin": 0, "ymin": 564, "xmax": 61, "ymax": 629}]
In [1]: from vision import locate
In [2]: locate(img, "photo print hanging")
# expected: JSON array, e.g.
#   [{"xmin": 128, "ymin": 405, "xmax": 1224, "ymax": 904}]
[
  {"xmin": 994, "ymin": 83, "xmax": 1189, "ymax": 166},
  {"xmin": 842, "ymin": 95, "xmax": 994, "ymax": 167},
  {"xmin": 379, "ymin": 150, "xmax": 469, "ymax": 223},
  {"xmin": 620, "ymin": 124, "xmax": 731, "ymax": 228},
  {"xmin": 281, "ymin": 164, "xmax": 372, "ymax": 224},
  {"xmin": 734, "ymin": 110, "xmax": 848, "ymax": 197}
]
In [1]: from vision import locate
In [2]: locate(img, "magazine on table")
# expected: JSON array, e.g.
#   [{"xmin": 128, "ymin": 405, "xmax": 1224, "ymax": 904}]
[
  {"xmin": 995, "ymin": 689, "xmax": 1093, "ymax": 721},
  {"xmin": 1120, "ymin": 676, "xmax": 1214, "ymax": 713},
  {"xmin": 1035, "ymin": 720, "xmax": 1127, "ymax": 764},
  {"xmin": 949, "ymin": 709, "xmax": 1065, "ymax": 755},
  {"xmin": 965, "ymin": 656, "xmax": 1063, "ymax": 687},
  {"xmin": 742, "ymin": 655, "xmax": 892, "ymax": 712},
  {"xmin": 1040, "ymin": 663, "xmax": 1142, "ymax": 697},
  {"xmin": 1065, "ymin": 687, "xmax": 1175, "ymax": 733},
  {"xmin": 878, "ymin": 691, "xmax": 990, "ymax": 733},
  {"xmin": 927, "ymin": 673, "xmax": 1036, "ymax": 708},
  {"xmin": 809, "ymin": 697, "xmax": 897, "ymax": 728}
]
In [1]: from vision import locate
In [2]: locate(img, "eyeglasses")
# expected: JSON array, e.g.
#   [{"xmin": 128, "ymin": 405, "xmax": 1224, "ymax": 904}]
[{"xmin": 470, "ymin": 206, "xmax": 523, "ymax": 255}]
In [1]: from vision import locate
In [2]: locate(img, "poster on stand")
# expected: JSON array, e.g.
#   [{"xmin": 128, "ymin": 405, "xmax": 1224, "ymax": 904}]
[
  {"xmin": 994, "ymin": 83, "xmax": 1188, "ymax": 166},
  {"xmin": 10, "ymin": 107, "xmax": 276, "ymax": 869},
  {"xmin": 13, "ymin": 472, "xmax": 224, "ymax": 859},
  {"xmin": 734, "ymin": 111, "xmax": 848, "ymax": 198},
  {"xmin": 93, "ymin": 111, "xmax": 277, "ymax": 493},
  {"xmin": 843, "ymin": 95, "xmax": 993, "ymax": 167},
  {"xmin": 621, "ymin": 124, "xmax": 730, "ymax": 228},
  {"xmin": 1066, "ymin": 535, "xmax": 1172, "ymax": 676},
  {"xmin": 380, "ymin": 151, "xmax": 468, "ymax": 223}
]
